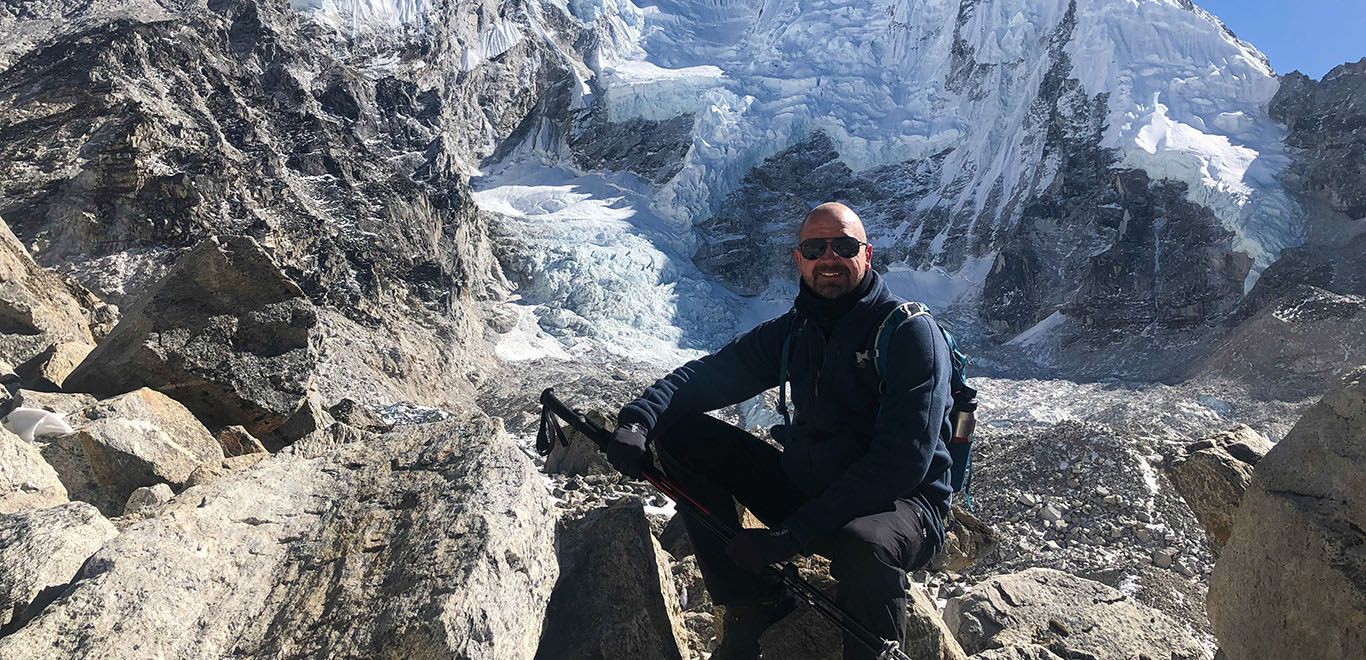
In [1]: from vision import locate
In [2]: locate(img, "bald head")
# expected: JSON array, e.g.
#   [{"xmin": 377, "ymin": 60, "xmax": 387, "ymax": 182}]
[
  {"xmin": 794, "ymin": 202, "xmax": 873, "ymax": 299},
  {"xmin": 799, "ymin": 202, "xmax": 867, "ymax": 242}
]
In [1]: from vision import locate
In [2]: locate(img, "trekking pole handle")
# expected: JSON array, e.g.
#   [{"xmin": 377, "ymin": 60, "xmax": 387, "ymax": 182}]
[{"xmin": 538, "ymin": 388, "xmax": 714, "ymax": 516}]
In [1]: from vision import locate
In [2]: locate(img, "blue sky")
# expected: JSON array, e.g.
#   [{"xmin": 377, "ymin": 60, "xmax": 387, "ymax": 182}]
[{"xmin": 1197, "ymin": 1, "xmax": 1366, "ymax": 79}]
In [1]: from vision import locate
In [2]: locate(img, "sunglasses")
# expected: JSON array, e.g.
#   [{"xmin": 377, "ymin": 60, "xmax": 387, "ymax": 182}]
[{"xmin": 798, "ymin": 237, "xmax": 868, "ymax": 260}]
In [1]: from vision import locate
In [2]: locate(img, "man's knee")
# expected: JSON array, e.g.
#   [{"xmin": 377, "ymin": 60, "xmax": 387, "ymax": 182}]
[{"xmin": 825, "ymin": 521, "xmax": 907, "ymax": 596}]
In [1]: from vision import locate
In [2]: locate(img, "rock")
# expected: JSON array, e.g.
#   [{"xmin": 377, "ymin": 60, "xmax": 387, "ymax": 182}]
[
  {"xmin": 11, "ymin": 390, "xmax": 98, "ymax": 415},
  {"xmin": 13, "ymin": 342, "xmax": 94, "ymax": 392},
  {"xmin": 64, "ymin": 237, "xmax": 318, "ymax": 443},
  {"xmin": 0, "ymin": 426, "xmax": 67, "ymax": 514},
  {"xmin": 326, "ymin": 399, "xmax": 393, "ymax": 433},
  {"xmin": 905, "ymin": 584, "xmax": 969, "ymax": 660},
  {"xmin": 0, "ymin": 416, "xmax": 556, "ymax": 658},
  {"xmin": 1208, "ymin": 368, "xmax": 1366, "ymax": 660},
  {"xmin": 535, "ymin": 499, "xmax": 688, "ymax": 660},
  {"xmin": 1039, "ymin": 504, "xmax": 1063, "ymax": 522},
  {"xmin": 930, "ymin": 504, "xmax": 1000, "ymax": 572},
  {"xmin": 1164, "ymin": 425, "xmax": 1273, "ymax": 549},
  {"xmin": 658, "ymin": 513, "xmax": 695, "ymax": 560},
  {"xmin": 0, "ymin": 361, "xmax": 17, "ymax": 389},
  {"xmin": 0, "ymin": 218, "xmax": 97, "ymax": 368},
  {"xmin": 122, "ymin": 483, "xmax": 173, "ymax": 517},
  {"xmin": 542, "ymin": 409, "xmax": 618, "ymax": 478},
  {"xmin": 62, "ymin": 388, "xmax": 224, "ymax": 512},
  {"xmin": 266, "ymin": 390, "xmax": 335, "ymax": 451},
  {"xmin": 1152, "ymin": 548, "xmax": 1177, "ymax": 569},
  {"xmin": 672, "ymin": 555, "xmax": 710, "ymax": 612},
  {"xmin": 970, "ymin": 645, "xmax": 1067, "ymax": 660},
  {"xmin": 182, "ymin": 453, "xmax": 269, "ymax": 489},
  {"xmin": 944, "ymin": 568, "xmax": 1207, "ymax": 659},
  {"xmin": 0, "ymin": 502, "xmax": 117, "ymax": 632},
  {"xmin": 213, "ymin": 426, "xmax": 267, "ymax": 457}
]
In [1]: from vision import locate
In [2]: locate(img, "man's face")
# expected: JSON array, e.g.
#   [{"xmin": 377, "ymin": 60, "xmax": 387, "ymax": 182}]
[{"xmin": 793, "ymin": 210, "xmax": 872, "ymax": 299}]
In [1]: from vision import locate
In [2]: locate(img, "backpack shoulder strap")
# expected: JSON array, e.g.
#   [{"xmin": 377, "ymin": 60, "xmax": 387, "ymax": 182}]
[
  {"xmin": 777, "ymin": 315, "xmax": 802, "ymax": 428},
  {"xmin": 870, "ymin": 301, "xmax": 931, "ymax": 379}
]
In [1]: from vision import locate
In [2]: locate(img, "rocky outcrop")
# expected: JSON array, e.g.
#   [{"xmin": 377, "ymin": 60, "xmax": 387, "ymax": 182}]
[
  {"xmin": 1208, "ymin": 368, "xmax": 1366, "ymax": 660},
  {"xmin": 1164, "ymin": 425, "xmax": 1273, "ymax": 550},
  {"xmin": 0, "ymin": 218, "xmax": 98, "ymax": 368},
  {"xmin": 65, "ymin": 237, "xmax": 317, "ymax": 442},
  {"xmin": 0, "ymin": 501, "xmax": 116, "ymax": 633},
  {"xmin": 1270, "ymin": 59, "xmax": 1366, "ymax": 223},
  {"xmin": 535, "ymin": 500, "xmax": 689, "ymax": 660},
  {"xmin": 945, "ymin": 568, "xmax": 1208, "ymax": 659},
  {"xmin": 1201, "ymin": 285, "xmax": 1366, "ymax": 399},
  {"xmin": 13, "ymin": 341, "xmax": 93, "ymax": 392},
  {"xmin": 0, "ymin": 426, "xmax": 66, "ymax": 514},
  {"xmin": 214, "ymin": 425, "xmax": 267, "ymax": 457},
  {"xmin": 931, "ymin": 505, "xmax": 1000, "ymax": 572},
  {"xmin": 0, "ymin": 416, "xmax": 558, "ymax": 658},
  {"xmin": 57, "ymin": 388, "xmax": 223, "ymax": 514}
]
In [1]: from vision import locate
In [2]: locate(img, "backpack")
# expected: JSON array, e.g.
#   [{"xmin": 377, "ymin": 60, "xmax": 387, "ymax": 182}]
[{"xmin": 776, "ymin": 302, "xmax": 980, "ymax": 509}]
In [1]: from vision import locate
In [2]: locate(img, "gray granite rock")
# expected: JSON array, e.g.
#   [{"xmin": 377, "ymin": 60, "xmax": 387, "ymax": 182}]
[
  {"xmin": 1208, "ymin": 368, "xmax": 1366, "ymax": 660},
  {"xmin": 0, "ymin": 501, "xmax": 116, "ymax": 633},
  {"xmin": 0, "ymin": 416, "xmax": 557, "ymax": 658}
]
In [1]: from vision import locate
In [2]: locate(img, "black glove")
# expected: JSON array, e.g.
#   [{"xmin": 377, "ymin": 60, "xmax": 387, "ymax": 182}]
[
  {"xmin": 607, "ymin": 423, "xmax": 649, "ymax": 479},
  {"xmin": 727, "ymin": 528, "xmax": 800, "ymax": 574}
]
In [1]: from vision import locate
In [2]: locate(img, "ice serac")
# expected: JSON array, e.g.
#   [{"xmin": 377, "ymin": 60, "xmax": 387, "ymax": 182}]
[{"xmin": 468, "ymin": 0, "xmax": 1307, "ymax": 361}]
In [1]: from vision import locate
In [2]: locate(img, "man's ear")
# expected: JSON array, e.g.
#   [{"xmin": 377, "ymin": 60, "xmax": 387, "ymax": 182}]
[{"xmin": 793, "ymin": 247, "xmax": 802, "ymax": 266}]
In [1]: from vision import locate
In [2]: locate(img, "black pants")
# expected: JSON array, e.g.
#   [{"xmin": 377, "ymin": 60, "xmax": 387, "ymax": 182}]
[{"xmin": 654, "ymin": 413, "xmax": 936, "ymax": 660}]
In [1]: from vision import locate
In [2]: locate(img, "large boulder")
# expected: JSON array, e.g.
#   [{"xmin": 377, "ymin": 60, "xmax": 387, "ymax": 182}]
[
  {"xmin": 0, "ymin": 426, "xmax": 67, "ymax": 514},
  {"xmin": 0, "ymin": 416, "xmax": 558, "ymax": 658},
  {"xmin": 0, "ymin": 218, "xmax": 98, "ymax": 367},
  {"xmin": 1164, "ymin": 425, "xmax": 1274, "ymax": 550},
  {"xmin": 1208, "ymin": 369, "xmax": 1366, "ymax": 659},
  {"xmin": 64, "ymin": 236, "xmax": 318, "ymax": 442},
  {"xmin": 535, "ymin": 500, "xmax": 690, "ymax": 660},
  {"xmin": 0, "ymin": 501, "xmax": 117, "ymax": 633},
  {"xmin": 944, "ymin": 568, "xmax": 1207, "ymax": 659},
  {"xmin": 54, "ymin": 388, "xmax": 224, "ymax": 514}
]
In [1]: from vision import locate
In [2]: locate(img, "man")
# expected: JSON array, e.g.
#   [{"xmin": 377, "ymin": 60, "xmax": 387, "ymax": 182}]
[{"xmin": 609, "ymin": 202, "xmax": 954, "ymax": 660}]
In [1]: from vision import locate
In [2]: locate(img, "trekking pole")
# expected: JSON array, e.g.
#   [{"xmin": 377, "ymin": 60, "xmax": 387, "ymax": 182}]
[{"xmin": 536, "ymin": 389, "xmax": 912, "ymax": 660}]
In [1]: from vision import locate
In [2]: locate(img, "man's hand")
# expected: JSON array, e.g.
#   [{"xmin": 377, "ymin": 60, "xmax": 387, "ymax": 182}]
[
  {"xmin": 607, "ymin": 423, "xmax": 649, "ymax": 479},
  {"xmin": 727, "ymin": 528, "xmax": 799, "ymax": 574}
]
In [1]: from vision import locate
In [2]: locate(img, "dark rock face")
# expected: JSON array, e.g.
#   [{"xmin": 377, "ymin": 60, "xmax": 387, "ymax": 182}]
[
  {"xmin": 64, "ymin": 237, "xmax": 317, "ymax": 440},
  {"xmin": 1270, "ymin": 59, "xmax": 1366, "ymax": 221},
  {"xmin": 535, "ymin": 500, "xmax": 688, "ymax": 660},
  {"xmin": 1234, "ymin": 61, "xmax": 1366, "ymax": 322},
  {"xmin": 0, "ymin": 0, "xmax": 593, "ymax": 409}
]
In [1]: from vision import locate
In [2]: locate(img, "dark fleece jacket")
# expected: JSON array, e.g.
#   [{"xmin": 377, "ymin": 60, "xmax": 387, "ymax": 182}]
[{"xmin": 618, "ymin": 269, "xmax": 954, "ymax": 551}]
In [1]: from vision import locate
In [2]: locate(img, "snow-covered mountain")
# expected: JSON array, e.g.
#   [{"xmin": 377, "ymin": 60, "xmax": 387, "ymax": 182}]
[
  {"xmin": 280, "ymin": 0, "xmax": 1319, "ymax": 370},
  {"xmin": 1, "ymin": 0, "xmax": 1359, "ymax": 391}
]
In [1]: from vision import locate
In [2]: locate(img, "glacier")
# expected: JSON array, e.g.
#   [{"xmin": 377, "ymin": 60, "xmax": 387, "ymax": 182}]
[{"xmin": 292, "ymin": 0, "xmax": 1308, "ymax": 362}]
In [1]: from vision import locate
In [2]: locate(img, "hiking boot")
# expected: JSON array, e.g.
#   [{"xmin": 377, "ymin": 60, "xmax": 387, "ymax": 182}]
[{"xmin": 709, "ymin": 592, "xmax": 797, "ymax": 659}]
